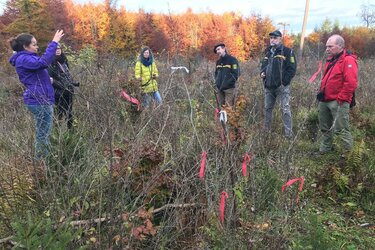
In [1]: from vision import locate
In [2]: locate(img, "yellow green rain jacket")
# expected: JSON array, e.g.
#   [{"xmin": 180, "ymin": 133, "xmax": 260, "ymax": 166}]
[{"xmin": 135, "ymin": 61, "xmax": 159, "ymax": 94}]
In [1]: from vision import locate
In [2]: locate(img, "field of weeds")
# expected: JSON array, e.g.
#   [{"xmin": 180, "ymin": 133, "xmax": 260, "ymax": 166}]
[{"xmin": 0, "ymin": 56, "xmax": 374, "ymax": 249}]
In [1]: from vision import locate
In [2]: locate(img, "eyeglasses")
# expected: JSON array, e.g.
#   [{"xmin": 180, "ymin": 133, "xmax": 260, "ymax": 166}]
[{"xmin": 270, "ymin": 36, "xmax": 278, "ymax": 39}]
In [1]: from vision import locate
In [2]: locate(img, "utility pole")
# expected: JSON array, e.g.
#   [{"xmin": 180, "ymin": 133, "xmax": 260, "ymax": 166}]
[
  {"xmin": 299, "ymin": 0, "xmax": 310, "ymax": 61},
  {"xmin": 278, "ymin": 22, "xmax": 290, "ymax": 40}
]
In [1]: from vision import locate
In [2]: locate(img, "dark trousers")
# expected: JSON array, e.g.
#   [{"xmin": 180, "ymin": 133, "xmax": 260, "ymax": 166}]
[{"xmin": 55, "ymin": 92, "xmax": 73, "ymax": 129}]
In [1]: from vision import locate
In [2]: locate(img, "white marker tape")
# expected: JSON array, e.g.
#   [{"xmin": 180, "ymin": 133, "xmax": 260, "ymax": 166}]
[
  {"xmin": 219, "ymin": 110, "xmax": 227, "ymax": 124},
  {"xmin": 171, "ymin": 66, "xmax": 189, "ymax": 73}
]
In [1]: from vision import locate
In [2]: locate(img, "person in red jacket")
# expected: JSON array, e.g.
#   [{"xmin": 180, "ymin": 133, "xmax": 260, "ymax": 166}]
[{"xmin": 318, "ymin": 34, "xmax": 358, "ymax": 153}]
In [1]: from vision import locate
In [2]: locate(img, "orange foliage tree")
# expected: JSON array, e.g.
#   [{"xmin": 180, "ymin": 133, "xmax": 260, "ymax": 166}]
[{"xmin": 2, "ymin": 1, "xmax": 374, "ymax": 62}]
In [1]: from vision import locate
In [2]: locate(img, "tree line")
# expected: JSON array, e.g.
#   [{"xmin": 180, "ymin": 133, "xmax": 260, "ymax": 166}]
[{"xmin": 1, "ymin": 0, "xmax": 375, "ymax": 64}]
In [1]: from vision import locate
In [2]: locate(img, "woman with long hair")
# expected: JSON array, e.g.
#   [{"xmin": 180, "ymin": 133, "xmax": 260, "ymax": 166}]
[{"xmin": 9, "ymin": 30, "xmax": 64, "ymax": 158}]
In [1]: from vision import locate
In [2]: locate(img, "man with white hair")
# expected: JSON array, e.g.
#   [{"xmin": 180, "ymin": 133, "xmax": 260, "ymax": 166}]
[
  {"xmin": 317, "ymin": 34, "xmax": 358, "ymax": 153},
  {"xmin": 260, "ymin": 30, "xmax": 297, "ymax": 139}
]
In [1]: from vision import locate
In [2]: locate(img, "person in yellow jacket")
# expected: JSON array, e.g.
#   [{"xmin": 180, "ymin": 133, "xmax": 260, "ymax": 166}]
[{"xmin": 135, "ymin": 47, "xmax": 162, "ymax": 108}]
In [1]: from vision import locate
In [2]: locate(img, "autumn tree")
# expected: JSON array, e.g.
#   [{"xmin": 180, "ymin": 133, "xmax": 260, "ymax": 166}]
[
  {"xmin": 134, "ymin": 10, "xmax": 155, "ymax": 50},
  {"xmin": 44, "ymin": 0, "xmax": 73, "ymax": 40},
  {"xmin": 3, "ymin": 0, "xmax": 55, "ymax": 48},
  {"xmin": 103, "ymin": 6, "xmax": 138, "ymax": 57},
  {"xmin": 69, "ymin": 2, "xmax": 110, "ymax": 49},
  {"xmin": 199, "ymin": 12, "xmax": 230, "ymax": 60}
]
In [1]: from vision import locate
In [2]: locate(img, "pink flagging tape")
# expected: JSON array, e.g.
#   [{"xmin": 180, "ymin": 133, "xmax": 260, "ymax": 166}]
[
  {"xmin": 220, "ymin": 191, "xmax": 229, "ymax": 223},
  {"xmin": 282, "ymin": 176, "xmax": 305, "ymax": 203},
  {"xmin": 199, "ymin": 151, "xmax": 207, "ymax": 179},
  {"xmin": 120, "ymin": 90, "xmax": 141, "ymax": 111},
  {"xmin": 309, "ymin": 61, "xmax": 322, "ymax": 83},
  {"xmin": 214, "ymin": 108, "xmax": 219, "ymax": 120},
  {"xmin": 242, "ymin": 153, "xmax": 251, "ymax": 177}
]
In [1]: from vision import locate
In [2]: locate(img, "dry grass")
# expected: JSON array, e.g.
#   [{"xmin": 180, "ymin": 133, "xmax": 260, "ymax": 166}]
[{"xmin": 0, "ymin": 56, "xmax": 374, "ymax": 249}]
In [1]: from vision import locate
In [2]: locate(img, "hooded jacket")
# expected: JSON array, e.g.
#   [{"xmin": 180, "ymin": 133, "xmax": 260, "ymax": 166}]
[
  {"xmin": 48, "ymin": 52, "xmax": 74, "ymax": 97},
  {"xmin": 9, "ymin": 41, "xmax": 58, "ymax": 105},
  {"xmin": 215, "ymin": 53, "xmax": 239, "ymax": 91},
  {"xmin": 319, "ymin": 50, "xmax": 358, "ymax": 104},
  {"xmin": 261, "ymin": 44, "xmax": 296, "ymax": 89},
  {"xmin": 135, "ymin": 48, "xmax": 159, "ymax": 94}
]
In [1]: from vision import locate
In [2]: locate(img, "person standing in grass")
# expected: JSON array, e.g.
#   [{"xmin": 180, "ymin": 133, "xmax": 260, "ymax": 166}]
[
  {"xmin": 317, "ymin": 34, "xmax": 358, "ymax": 154},
  {"xmin": 9, "ymin": 30, "xmax": 64, "ymax": 158},
  {"xmin": 214, "ymin": 43, "xmax": 240, "ymax": 107},
  {"xmin": 135, "ymin": 47, "xmax": 162, "ymax": 108},
  {"xmin": 260, "ymin": 30, "xmax": 297, "ymax": 139},
  {"xmin": 48, "ymin": 45, "xmax": 79, "ymax": 129}
]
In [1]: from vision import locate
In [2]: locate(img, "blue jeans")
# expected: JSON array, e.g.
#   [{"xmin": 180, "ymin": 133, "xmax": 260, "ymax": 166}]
[
  {"xmin": 26, "ymin": 105, "xmax": 54, "ymax": 158},
  {"xmin": 142, "ymin": 91, "xmax": 162, "ymax": 108},
  {"xmin": 264, "ymin": 85, "xmax": 293, "ymax": 138}
]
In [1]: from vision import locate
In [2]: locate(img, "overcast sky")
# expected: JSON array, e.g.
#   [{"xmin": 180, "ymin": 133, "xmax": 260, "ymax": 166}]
[{"xmin": 1, "ymin": 0, "xmax": 373, "ymax": 34}]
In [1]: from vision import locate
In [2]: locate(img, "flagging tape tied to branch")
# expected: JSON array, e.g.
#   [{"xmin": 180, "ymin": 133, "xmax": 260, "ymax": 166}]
[
  {"xmin": 220, "ymin": 191, "xmax": 229, "ymax": 223},
  {"xmin": 242, "ymin": 153, "xmax": 251, "ymax": 177},
  {"xmin": 281, "ymin": 176, "xmax": 305, "ymax": 203},
  {"xmin": 120, "ymin": 89, "xmax": 141, "ymax": 111},
  {"xmin": 199, "ymin": 150, "xmax": 207, "ymax": 179},
  {"xmin": 171, "ymin": 66, "xmax": 189, "ymax": 73}
]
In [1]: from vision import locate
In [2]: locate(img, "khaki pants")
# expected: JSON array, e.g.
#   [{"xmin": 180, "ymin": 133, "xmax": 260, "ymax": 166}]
[
  {"xmin": 319, "ymin": 100, "xmax": 353, "ymax": 152},
  {"xmin": 216, "ymin": 87, "xmax": 236, "ymax": 107}
]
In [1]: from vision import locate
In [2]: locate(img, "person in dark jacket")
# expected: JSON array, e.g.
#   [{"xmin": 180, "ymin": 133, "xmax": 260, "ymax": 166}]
[
  {"xmin": 214, "ymin": 43, "xmax": 240, "ymax": 107},
  {"xmin": 318, "ymin": 34, "xmax": 358, "ymax": 153},
  {"xmin": 260, "ymin": 30, "xmax": 297, "ymax": 138},
  {"xmin": 48, "ymin": 45, "xmax": 78, "ymax": 129},
  {"xmin": 9, "ymin": 30, "xmax": 64, "ymax": 158}
]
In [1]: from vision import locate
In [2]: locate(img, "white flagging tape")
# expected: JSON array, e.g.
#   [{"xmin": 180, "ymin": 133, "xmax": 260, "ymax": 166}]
[
  {"xmin": 219, "ymin": 110, "xmax": 227, "ymax": 124},
  {"xmin": 171, "ymin": 66, "xmax": 189, "ymax": 73}
]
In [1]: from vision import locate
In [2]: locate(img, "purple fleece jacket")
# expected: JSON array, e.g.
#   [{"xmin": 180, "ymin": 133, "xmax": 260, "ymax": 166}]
[{"xmin": 9, "ymin": 41, "xmax": 58, "ymax": 105}]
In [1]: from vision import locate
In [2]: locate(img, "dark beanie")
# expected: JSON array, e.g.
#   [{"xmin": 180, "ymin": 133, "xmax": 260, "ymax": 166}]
[
  {"xmin": 269, "ymin": 30, "xmax": 282, "ymax": 37},
  {"xmin": 214, "ymin": 43, "xmax": 225, "ymax": 53}
]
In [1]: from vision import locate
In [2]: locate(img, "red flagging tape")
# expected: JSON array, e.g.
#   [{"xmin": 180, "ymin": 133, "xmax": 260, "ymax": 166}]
[
  {"xmin": 309, "ymin": 61, "xmax": 322, "ymax": 83},
  {"xmin": 214, "ymin": 108, "xmax": 219, "ymax": 120},
  {"xmin": 120, "ymin": 90, "xmax": 141, "ymax": 111},
  {"xmin": 220, "ymin": 191, "xmax": 229, "ymax": 223},
  {"xmin": 242, "ymin": 153, "xmax": 251, "ymax": 177},
  {"xmin": 199, "ymin": 150, "xmax": 207, "ymax": 179},
  {"xmin": 281, "ymin": 176, "xmax": 305, "ymax": 203}
]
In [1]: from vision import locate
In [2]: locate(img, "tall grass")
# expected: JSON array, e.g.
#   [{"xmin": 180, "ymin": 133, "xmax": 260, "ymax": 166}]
[{"xmin": 1, "ymin": 55, "xmax": 374, "ymax": 249}]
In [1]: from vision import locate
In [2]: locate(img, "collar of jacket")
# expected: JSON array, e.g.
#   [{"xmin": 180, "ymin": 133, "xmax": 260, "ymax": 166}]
[
  {"xmin": 9, "ymin": 50, "xmax": 37, "ymax": 66},
  {"xmin": 220, "ymin": 53, "xmax": 229, "ymax": 58},
  {"xmin": 327, "ymin": 50, "xmax": 344, "ymax": 62},
  {"xmin": 269, "ymin": 44, "xmax": 284, "ymax": 52}
]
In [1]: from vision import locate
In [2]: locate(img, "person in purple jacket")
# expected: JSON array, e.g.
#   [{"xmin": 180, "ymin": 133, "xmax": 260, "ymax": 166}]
[{"xmin": 9, "ymin": 30, "xmax": 64, "ymax": 159}]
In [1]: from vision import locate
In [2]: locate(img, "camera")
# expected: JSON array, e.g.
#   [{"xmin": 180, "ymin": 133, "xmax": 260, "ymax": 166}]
[{"xmin": 316, "ymin": 91, "xmax": 325, "ymax": 101}]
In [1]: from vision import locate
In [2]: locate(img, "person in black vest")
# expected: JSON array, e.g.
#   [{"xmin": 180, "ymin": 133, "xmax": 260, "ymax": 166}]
[
  {"xmin": 48, "ymin": 45, "xmax": 79, "ymax": 129},
  {"xmin": 214, "ymin": 43, "xmax": 240, "ymax": 107},
  {"xmin": 260, "ymin": 30, "xmax": 297, "ymax": 138}
]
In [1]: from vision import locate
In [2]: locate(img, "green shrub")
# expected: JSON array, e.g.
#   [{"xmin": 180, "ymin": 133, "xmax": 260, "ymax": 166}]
[{"xmin": 11, "ymin": 212, "xmax": 79, "ymax": 249}]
